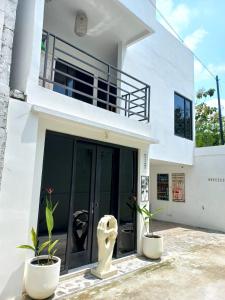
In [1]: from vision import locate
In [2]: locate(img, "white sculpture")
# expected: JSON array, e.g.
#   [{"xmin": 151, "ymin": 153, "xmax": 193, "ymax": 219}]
[{"xmin": 91, "ymin": 215, "xmax": 118, "ymax": 279}]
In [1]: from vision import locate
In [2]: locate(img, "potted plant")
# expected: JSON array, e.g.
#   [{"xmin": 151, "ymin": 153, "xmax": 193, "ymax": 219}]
[
  {"xmin": 18, "ymin": 188, "xmax": 61, "ymax": 299},
  {"xmin": 136, "ymin": 202, "xmax": 163, "ymax": 259}
]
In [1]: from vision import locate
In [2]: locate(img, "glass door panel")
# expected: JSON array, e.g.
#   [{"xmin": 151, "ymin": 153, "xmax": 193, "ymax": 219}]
[
  {"xmin": 117, "ymin": 149, "xmax": 137, "ymax": 256},
  {"xmin": 38, "ymin": 132, "xmax": 74, "ymax": 272},
  {"xmin": 91, "ymin": 146, "xmax": 118, "ymax": 262},
  {"xmin": 68, "ymin": 142, "xmax": 96, "ymax": 269}
]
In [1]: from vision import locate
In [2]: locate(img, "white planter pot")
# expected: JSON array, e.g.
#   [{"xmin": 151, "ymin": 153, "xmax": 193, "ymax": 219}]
[
  {"xmin": 142, "ymin": 235, "xmax": 163, "ymax": 259},
  {"xmin": 24, "ymin": 255, "xmax": 61, "ymax": 299}
]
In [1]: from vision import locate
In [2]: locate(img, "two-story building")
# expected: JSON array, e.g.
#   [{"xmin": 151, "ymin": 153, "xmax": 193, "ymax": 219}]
[{"xmin": 0, "ymin": 0, "xmax": 195, "ymax": 298}]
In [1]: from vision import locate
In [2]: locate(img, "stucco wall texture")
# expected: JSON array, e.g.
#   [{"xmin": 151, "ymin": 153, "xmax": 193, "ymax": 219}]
[{"xmin": 0, "ymin": 0, "xmax": 18, "ymax": 188}]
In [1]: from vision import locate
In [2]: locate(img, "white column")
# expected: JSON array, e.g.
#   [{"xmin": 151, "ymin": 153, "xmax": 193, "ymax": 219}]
[{"xmin": 137, "ymin": 145, "xmax": 150, "ymax": 254}]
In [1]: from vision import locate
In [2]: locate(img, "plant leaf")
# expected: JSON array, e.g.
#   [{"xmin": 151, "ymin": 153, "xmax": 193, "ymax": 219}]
[
  {"xmin": 17, "ymin": 245, "xmax": 35, "ymax": 251},
  {"xmin": 52, "ymin": 249, "xmax": 57, "ymax": 257},
  {"xmin": 52, "ymin": 202, "xmax": 58, "ymax": 214},
  {"xmin": 31, "ymin": 227, "xmax": 37, "ymax": 249},
  {"xmin": 153, "ymin": 208, "xmax": 163, "ymax": 215},
  {"xmin": 46, "ymin": 206, "xmax": 54, "ymax": 237},
  {"xmin": 38, "ymin": 240, "xmax": 51, "ymax": 255},
  {"xmin": 48, "ymin": 240, "xmax": 59, "ymax": 253}
]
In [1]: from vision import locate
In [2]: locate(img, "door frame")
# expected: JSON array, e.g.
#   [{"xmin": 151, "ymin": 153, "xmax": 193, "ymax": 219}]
[{"xmin": 42, "ymin": 130, "xmax": 138, "ymax": 274}]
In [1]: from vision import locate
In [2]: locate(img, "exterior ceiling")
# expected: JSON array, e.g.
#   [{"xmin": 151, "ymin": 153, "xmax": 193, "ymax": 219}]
[{"xmin": 44, "ymin": 0, "xmax": 153, "ymax": 46}]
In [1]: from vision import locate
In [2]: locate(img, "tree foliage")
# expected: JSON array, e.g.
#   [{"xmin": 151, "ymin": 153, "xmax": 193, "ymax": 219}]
[
  {"xmin": 195, "ymin": 102, "xmax": 225, "ymax": 147},
  {"xmin": 196, "ymin": 88, "xmax": 216, "ymax": 99}
]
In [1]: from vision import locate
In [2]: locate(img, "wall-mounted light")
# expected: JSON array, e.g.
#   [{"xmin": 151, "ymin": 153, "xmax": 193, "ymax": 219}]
[{"xmin": 74, "ymin": 11, "xmax": 88, "ymax": 37}]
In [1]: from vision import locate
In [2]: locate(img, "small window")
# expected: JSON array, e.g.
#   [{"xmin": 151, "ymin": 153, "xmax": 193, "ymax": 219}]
[
  {"xmin": 174, "ymin": 93, "xmax": 193, "ymax": 140},
  {"xmin": 157, "ymin": 174, "xmax": 169, "ymax": 201}
]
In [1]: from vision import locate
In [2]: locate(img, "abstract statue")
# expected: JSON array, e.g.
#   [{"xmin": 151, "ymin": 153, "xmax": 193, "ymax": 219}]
[{"xmin": 91, "ymin": 215, "xmax": 118, "ymax": 279}]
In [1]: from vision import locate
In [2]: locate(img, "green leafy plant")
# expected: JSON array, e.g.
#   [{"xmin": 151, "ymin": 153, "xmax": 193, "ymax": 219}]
[
  {"xmin": 45, "ymin": 188, "xmax": 58, "ymax": 262},
  {"xmin": 128, "ymin": 196, "xmax": 161, "ymax": 237},
  {"xmin": 136, "ymin": 203, "xmax": 162, "ymax": 237},
  {"xmin": 17, "ymin": 188, "xmax": 59, "ymax": 265}
]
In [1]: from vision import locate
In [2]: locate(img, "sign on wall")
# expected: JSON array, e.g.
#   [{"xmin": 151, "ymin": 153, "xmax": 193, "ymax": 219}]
[
  {"xmin": 141, "ymin": 176, "xmax": 149, "ymax": 202},
  {"xmin": 208, "ymin": 178, "xmax": 225, "ymax": 182},
  {"xmin": 172, "ymin": 173, "xmax": 185, "ymax": 202}
]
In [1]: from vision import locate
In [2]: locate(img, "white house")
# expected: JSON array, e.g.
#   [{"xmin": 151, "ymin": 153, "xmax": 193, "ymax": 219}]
[{"xmin": 0, "ymin": 0, "xmax": 212, "ymax": 298}]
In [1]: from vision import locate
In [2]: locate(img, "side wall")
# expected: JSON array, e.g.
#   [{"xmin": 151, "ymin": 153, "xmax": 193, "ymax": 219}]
[
  {"xmin": 0, "ymin": 0, "xmax": 18, "ymax": 188},
  {"xmin": 150, "ymin": 146, "xmax": 225, "ymax": 232},
  {"xmin": 122, "ymin": 21, "xmax": 195, "ymax": 165}
]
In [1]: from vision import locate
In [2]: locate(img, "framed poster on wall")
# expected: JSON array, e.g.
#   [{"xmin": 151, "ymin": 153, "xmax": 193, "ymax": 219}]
[
  {"xmin": 157, "ymin": 174, "xmax": 169, "ymax": 201},
  {"xmin": 141, "ymin": 176, "xmax": 149, "ymax": 201},
  {"xmin": 172, "ymin": 173, "xmax": 185, "ymax": 202}
]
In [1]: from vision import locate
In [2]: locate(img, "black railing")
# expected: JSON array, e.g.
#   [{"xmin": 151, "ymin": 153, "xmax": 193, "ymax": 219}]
[{"xmin": 39, "ymin": 30, "xmax": 151, "ymax": 122}]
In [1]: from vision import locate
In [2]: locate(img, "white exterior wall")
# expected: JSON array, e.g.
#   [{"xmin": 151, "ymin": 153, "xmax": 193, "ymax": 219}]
[
  {"xmin": 118, "ymin": 0, "xmax": 156, "ymax": 27},
  {"xmin": 122, "ymin": 21, "xmax": 194, "ymax": 165},
  {"xmin": 10, "ymin": 0, "xmax": 195, "ymax": 167},
  {"xmin": 0, "ymin": 0, "xmax": 195, "ymax": 298},
  {"xmin": 0, "ymin": 98, "xmax": 151, "ymax": 299},
  {"xmin": 150, "ymin": 146, "xmax": 225, "ymax": 232}
]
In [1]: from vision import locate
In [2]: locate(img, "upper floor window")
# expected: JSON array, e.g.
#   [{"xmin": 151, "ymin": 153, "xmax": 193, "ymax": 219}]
[
  {"xmin": 53, "ymin": 60, "xmax": 94, "ymax": 105},
  {"xmin": 174, "ymin": 93, "xmax": 193, "ymax": 140}
]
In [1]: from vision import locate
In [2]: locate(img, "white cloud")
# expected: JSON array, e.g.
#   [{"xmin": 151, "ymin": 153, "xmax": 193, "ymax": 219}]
[
  {"xmin": 207, "ymin": 64, "xmax": 225, "ymax": 75},
  {"xmin": 184, "ymin": 28, "xmax": 208, "ymax": 51},
  {"xmin": 156, "ymin": 0, "xmax": 207, "ymax": 51},
  {"xmin": 156, "ymin": 0, "xmax": 191, "ymax": 35},
  {"xmin": 194, "ymin": 60, "xmax": 225, "ymax": 82}
]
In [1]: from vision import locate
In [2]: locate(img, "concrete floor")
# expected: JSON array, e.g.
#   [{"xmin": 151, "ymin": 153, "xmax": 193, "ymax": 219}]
[{"xmin": 70, "ymin": 221, "xmax": 225, "ymax": 300}]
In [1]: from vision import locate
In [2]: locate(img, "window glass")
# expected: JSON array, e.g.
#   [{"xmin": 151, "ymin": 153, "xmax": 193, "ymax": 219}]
[
  {"xmin": 185, "ymin": 100, "xmax": 192, "ymax": 139},
  {"xmin": 97, "ymin": 79, "xmax": 117, "ymax": 112},
  {"xmin": 175, "ymin": 94, "xmax": 185, "ymax": 137},
  {"xmin": 174, "ymin": 93, "xmax": 192, "ymax": 140},
  {"xmin": 53, "ymin": 60, "xmax": 94, "ymax": 104}
]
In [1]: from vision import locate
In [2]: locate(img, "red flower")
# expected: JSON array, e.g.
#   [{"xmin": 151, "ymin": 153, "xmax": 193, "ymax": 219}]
[{"xmin": 46, "ymin": 187, "xmax": 54, "ymax": 195}]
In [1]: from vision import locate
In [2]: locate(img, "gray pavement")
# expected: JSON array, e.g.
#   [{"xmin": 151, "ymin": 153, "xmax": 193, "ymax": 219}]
[{"xmin": 70, "ymin": 221, "xmax": 225, "ymax": 300}]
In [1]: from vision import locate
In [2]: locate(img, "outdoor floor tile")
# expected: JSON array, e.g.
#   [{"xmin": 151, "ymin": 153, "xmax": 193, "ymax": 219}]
[{"xmin": 50, "ymin": 255, "xmax": 171, "ymax": 299}]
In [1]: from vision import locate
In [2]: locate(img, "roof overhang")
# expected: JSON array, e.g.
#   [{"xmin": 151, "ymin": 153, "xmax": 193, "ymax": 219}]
[
  {"xmin": 44, "ymin": 0, "xmax": 154, "ymax": 47},
  {"xmin": 32, "ymin": 104, "xmax": 158, "ymax": 146}
]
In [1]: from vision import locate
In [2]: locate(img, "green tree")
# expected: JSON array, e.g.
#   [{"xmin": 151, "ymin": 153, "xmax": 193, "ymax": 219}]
[
  {"xmin": 195, "ymin": 103, "xmax": 223, "ymax": 147},
  {"xmin": 195, "ymin": 88, "xmax": 225, "ymax": 147}
]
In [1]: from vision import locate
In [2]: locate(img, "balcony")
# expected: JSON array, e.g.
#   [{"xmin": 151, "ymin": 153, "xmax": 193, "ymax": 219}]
[{"xmin": 39, "ymin": 31, "xmax": 151, "ymax": 123}]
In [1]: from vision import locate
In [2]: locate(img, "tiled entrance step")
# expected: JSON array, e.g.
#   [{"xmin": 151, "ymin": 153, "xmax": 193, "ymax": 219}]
[{"xmin": 52, "ymin": 254, "xmax": 173, "ymax": 299}]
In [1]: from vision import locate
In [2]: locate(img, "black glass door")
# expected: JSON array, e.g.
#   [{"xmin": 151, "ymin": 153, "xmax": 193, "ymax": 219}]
[
  {"xmin": 38, "ymin": 131, "xmax": 137, "ymax": 272},
  {"xmin": 69, "ymin": 144, "xmax": 118, "ymax": 268},
  {"xmin": 68, "ymin": 142, "xmax": 96, "ymax": 269},
  {"xmin": 38, "ymin": 133, "xmax": 74, "ymax": 272}
]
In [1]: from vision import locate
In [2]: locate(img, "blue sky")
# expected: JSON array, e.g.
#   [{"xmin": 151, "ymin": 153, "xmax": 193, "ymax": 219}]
[{"xmin": 156, "ymin": 0, "xmax": 225, "ymax": 111}]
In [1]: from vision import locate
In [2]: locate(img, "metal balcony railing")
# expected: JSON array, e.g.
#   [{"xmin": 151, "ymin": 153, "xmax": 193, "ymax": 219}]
[{"xmin": 39, "ymin": 30, "xmax": 151, "ymax": 122}]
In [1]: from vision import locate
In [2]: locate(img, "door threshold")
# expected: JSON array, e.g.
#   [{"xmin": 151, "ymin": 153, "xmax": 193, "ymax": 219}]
[{"xmin": 60, "ymin": 253, "xmax": 138, "ymax": 282}]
